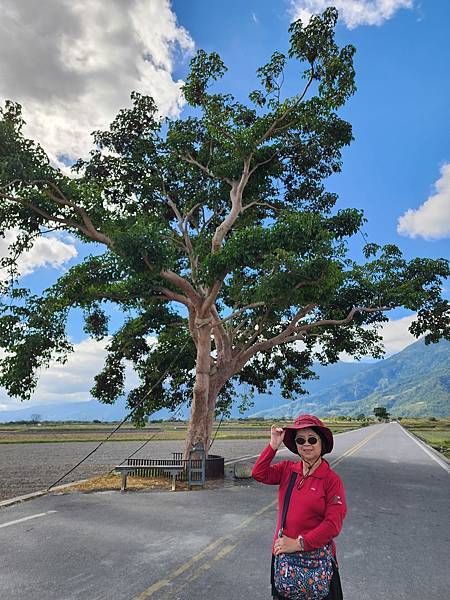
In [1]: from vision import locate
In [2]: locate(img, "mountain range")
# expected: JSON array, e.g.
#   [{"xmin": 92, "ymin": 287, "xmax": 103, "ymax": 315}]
[
  {"xmin": 250, "ymin": 338, "xmax": 450, "ymax": 419},
  {"xmin": 0, "ymin": 338, "xmax": 448, "ymax": 422}
]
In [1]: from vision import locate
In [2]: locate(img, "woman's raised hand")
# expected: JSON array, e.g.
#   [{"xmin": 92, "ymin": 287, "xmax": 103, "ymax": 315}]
[{"xmin": 270, "ymin": 425, "xmax": 285, "ymax": 450}]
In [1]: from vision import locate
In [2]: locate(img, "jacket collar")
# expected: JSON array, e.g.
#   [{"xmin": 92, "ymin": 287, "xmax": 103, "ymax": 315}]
[{"xmin": 296, "ymin": 458, "xmax": 330, "ymax": 479}]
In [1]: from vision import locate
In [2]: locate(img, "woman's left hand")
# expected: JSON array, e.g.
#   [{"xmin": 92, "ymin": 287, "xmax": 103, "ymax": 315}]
[{"xmin": 274, "ymin": 535, "xmax": 300, "ymax": 555}]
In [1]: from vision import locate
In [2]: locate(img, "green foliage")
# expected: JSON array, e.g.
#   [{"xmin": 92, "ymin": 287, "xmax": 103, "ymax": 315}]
[
  {"xmin": 0, "ymin": 290, "xmax": 73, "ymax": 400},
  {"xmin": 0, "ymin": 10, "xmax": 448, "ymax": 424},
  {"xmin": 288, "ymin": 8, "xmax": 356, "ymax": 109},
  {"xmin": 183, "ymin": 50, "xmax": 227, "ymax": 106},
  {"xmin": 83, "ymin": 306, "xmax": 109, "ymax": 340},
  {"xmin": 373, "ymin": 406, "xmax": 389, "ymax": 419}
]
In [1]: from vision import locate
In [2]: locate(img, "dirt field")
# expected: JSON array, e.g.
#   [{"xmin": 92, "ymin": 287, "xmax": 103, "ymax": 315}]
[
  {"xmin": 0, "ymin": 420, "xmax": 366, "ymax": 502},
  {"xmin": 0, "ymin": 438, "xmax": 262, "ymax": 501},
  {"xmin": 0, "ymin": 419, "xmax": 361, "ymax": 443}
]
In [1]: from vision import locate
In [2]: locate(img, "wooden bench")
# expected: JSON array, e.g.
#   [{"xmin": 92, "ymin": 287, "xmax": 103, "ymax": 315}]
[
  {"xmin": 114, "ymin": 464, "xmax": 185, "ymax": 491},
  {"xmin": 114, "ymin": 451, "xmax": 206, "ymax": 492},
  {"xmin": 114, "ymin": 457, "xmax": 185, "ymax": 492}
]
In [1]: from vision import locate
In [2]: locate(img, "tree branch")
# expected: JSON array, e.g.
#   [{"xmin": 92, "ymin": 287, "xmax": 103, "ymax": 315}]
[
  {"xmin": 0, "ymin": 179, "xmax": 21, "ymax": 192},
  {"xmin": 153, "ymin": 286, "xmax": 191, "ymax": 307},
  {"xmin": 199, "ymin": 206, "xmax": 226, "ymax": 234},
  {"xmin": 184, "ymin": 202, "xmax": 203, "ymax": 227},
  {"xmin": 160, "ymin": 269, "xmax": 201, "ymax": 307},
  {"xmin": 210, "ymin": 304, "xmax": 232, "ymax": 363},
  {"xmin": 248, "ymin": 150, "xmax": 280, "ymax": 178},
  {"xmin": 282, "ymin": 333, "xmax": 307, "ymax": 344},
  {"xmin": 210, "ymin": 302, "xmax": 266, "ymax": 326},
  {"xmin": 241, "ymin": 200, "xmax": 279, "ymax": 212},
  {"xmin": 201, "ymin": 279, "xmax": 224, "ymax": 315},
  {"xmin": 256, "ymin": 69, "xmax": 315, "ymax": 146},
  {"xmin": 234, "ymin": 309, "xmax": 271, "ymax": 352},
  {"xmin": 289, "ymin": 303, "xmax": 319, "ymax": 331},
  {"xmin": 33, "ymin": 180, "xmax": 79, "ymax": 209},
  {"xmin": 35, "ymin": 180, "xmax": 113, "ymax": 247},
  {"xmin": 1, "ymin": 193, "xmax": 102, "ymax": 242},
  {"xmin": 211, "ymin": 158, "xmax": 251, "ymax": 253},
  {"xmin": 245, "ymin": 76, "xmax": 316, "ymax": 180},
  {"xmin": 232, "ymin": 303, "xmax": 317, "ymax": 370},
  {"xmin": 167, "ymin": 198, "xmax": 197, "ymax": 279},
  {"xmin": 233, "ymin": 305, "xmax": 390, "ymax": 365},
  {"xmin": 182, "ymin": 153, "xmax": 233, "ymax": 185},
  {"xmin": 296, "ymin": 306, "xmax": 391, "ymax": 333},
  {"xmin": 1, "ymin": 181, "xmax": 113, "ymax": 247}
]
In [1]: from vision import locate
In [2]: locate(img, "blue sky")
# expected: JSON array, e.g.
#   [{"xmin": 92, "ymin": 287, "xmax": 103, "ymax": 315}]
[{"xmin": 0, "ymin": 0, "xmax": 448, "ymax": 410}]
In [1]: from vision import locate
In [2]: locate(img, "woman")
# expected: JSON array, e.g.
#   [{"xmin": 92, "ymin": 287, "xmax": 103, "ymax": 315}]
[{"xmin": 252, "ymin": 414, "xmax": 346, "ymax": 599}]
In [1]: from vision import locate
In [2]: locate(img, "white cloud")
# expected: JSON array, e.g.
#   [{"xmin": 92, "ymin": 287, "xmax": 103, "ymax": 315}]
[
  {"xmin": 0, "ymin": 229, "xmax": 77, "ymax": 280},
  {"xmin": 374, "ymin": 313, "xmax": 418, "ymax": 354},
  {"xmin": 0, "ymin": 336, "xmax": 149, "ymax": 410},
  {"xmin": 339, "ymin": 313, "xmax": 418, "ymax": 361},
  {"xmin": 33, "ymin": 338, "xmax": 138, "ymax": 404},
  {"xmin": 0, "ymin": 0, "xmax": 194, "ymax": 167},
  {"xmin": 397, "ymin": 163, "xmax": 450, "ymax": 240},
  {"xmin": 289, "ymin": 0, "xmax": 413, "ymax": 28}
]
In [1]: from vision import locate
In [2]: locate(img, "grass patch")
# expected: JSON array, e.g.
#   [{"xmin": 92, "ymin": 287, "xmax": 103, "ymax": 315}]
[
  {"xmin": 62, "ymin": 473, "xmax": 190, "ymax": 493},
  {"xmin": 408, "ymin": 431, "xmax": 450, "ymax": 459},
  {"xmin": 402, "ymin": 418, "xmax": 450, "ymax": 460}
]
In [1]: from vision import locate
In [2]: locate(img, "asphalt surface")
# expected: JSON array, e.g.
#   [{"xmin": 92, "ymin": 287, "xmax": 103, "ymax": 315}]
[{"xmin": 0, "ymin": 423, "xmax": 449, "ymax": 600}]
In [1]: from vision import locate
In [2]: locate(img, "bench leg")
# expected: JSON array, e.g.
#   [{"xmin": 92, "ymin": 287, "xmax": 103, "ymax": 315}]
[
  {"xmin": 171, "ymin": 473, "xmax": 176, "ymax": 491},
  {"xmin": 121, "ymin": 472, "xmax": 128, "ymax": 492}
]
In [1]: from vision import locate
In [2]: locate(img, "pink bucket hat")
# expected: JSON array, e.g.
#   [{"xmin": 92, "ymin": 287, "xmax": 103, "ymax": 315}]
[{"xmin": 283, "ymin": 414, "xmax": 334, "ymax": 455}]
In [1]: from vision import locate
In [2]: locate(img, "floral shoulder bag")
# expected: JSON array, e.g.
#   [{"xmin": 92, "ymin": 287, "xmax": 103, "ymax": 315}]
[{"xmin": 273, "ymin": 472, "xmax": 334, "ymax": 600}]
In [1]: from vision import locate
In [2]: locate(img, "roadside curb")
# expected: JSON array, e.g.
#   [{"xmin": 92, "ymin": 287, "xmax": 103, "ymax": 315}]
[
  {"xmin": 0, "ymin": 490, "xmax": 47, "ymax": 508},
  {"xmin": 0, "ymin": 478, "xmax": 91, "ymax": 509}
]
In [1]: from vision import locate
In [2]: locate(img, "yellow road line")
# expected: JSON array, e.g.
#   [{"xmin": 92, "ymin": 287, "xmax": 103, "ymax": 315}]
[
  {"xmin": 330, "ymin": 427, "xmax": 383, "ymax": 469},
  {"xmin": 131, "ymin": 503, "xmax": 276, "ymax": 600},
  {"xmin": 131, "ymin": 427, "xmax": 383, "ymax": 599},
  {"xmin": 184, "ymin": 544, "xmax": 237, "ymax": 586},
  {"xmin": 213, "ymin": 543, "xmax": 237, "ymax": 561}
]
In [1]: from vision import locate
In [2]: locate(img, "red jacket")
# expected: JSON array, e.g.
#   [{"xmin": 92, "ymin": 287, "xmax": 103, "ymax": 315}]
[{"xmin": 252, "ymin": 444, "xmax": 347, "ymax": 554}]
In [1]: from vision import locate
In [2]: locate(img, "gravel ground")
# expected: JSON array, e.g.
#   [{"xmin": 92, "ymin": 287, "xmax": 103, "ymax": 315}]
[{"xmin": 0, "ymin": 438, "xmax": 269, "ymax": 501}]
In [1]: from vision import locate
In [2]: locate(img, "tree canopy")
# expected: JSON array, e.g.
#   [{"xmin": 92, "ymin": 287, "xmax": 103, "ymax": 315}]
[
  {"xmin": 373, "ymin": 406, "xmax": 390, "ymax": 421},
  {"xmin": 0, "ymin": 9, "xmax": 448, "ymax": 450}
]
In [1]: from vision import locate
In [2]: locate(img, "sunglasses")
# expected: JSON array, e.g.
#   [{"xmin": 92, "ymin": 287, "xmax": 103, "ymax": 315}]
[{"xmin": 295, "ymin": 435, "xmax": 319, "ymax": 446}]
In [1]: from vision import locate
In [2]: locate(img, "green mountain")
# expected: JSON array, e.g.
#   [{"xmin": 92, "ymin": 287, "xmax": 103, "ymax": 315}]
[{"xmin": 250, "ymin": 338, "xmax": 450, "ymax": 418}]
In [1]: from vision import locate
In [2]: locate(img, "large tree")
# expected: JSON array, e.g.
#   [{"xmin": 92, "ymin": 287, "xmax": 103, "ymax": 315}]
[{"xmin": 0, "ymin": 9, "xmax": 448, "ymax": 455}]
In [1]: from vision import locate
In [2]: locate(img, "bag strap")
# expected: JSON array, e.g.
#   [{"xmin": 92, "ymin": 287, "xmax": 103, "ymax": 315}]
[{"xmin": 278, "ymin": 471, "xmax": 298, "ymax": 537}]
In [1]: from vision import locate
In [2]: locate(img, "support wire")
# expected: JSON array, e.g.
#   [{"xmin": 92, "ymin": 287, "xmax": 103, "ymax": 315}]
[{"xmin": 47, "ymin": 338, "xmax": 190, "ymax": 490}]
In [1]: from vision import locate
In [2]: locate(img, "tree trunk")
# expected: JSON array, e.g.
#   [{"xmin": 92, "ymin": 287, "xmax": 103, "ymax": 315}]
[{"xmin": 183, "ymin": 318, "xmax": 214, "ymax": 458}]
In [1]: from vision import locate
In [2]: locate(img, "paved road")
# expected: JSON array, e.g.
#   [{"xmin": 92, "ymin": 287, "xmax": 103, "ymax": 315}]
[{"xmin": 0, "ymin": 423, "xmax": 448, "ymax": 599}]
